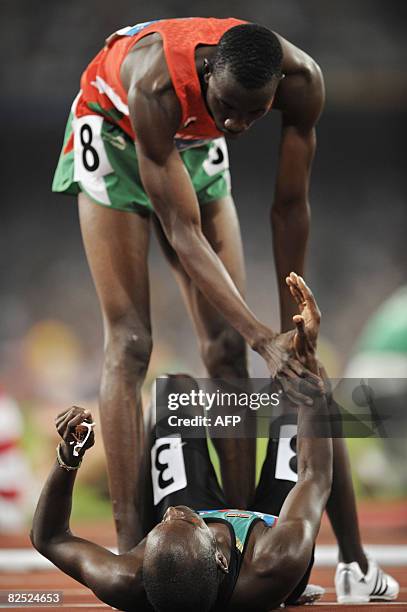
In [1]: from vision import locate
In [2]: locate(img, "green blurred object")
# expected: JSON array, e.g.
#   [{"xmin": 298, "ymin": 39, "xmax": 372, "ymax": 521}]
[
  {"xmin": 356, "ymin": 286, "xmax": 407, "ymax": 354},
  {"xmin": 71, "ymin": 482, "xmax": 112, "ymax": 521}
]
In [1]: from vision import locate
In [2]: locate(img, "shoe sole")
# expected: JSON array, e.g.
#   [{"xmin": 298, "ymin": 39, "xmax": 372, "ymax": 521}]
[
  {"xmin": 338, "ymin": 595, "xmax": 398, "ymax": 604},
  {"xmin": 337, "ymin": 595, "xmax": 370, "ymax": 604}
]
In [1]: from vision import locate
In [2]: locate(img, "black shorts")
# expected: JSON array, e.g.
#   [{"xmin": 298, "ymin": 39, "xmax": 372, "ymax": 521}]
[{"xmin": 147, "ymin": 409, "xmax": 313, "ymax": 604}]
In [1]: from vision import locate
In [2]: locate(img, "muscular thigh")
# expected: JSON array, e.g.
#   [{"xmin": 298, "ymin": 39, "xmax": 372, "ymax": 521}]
[{"xmin": 78, "ymin": 193, "xmax": 151, "ymax": 333}]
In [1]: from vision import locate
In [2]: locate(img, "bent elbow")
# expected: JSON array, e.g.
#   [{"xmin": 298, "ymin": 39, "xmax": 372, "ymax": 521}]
[
  {"xmin": 30, "ymin": 528, "xmax": 55, "ymax": 557},
  {"xmin": 30, "ymin": 530, "xmax": 47, "ymax": 555},
  {"xmin": 29, "ymin": 528, "xmax": 35, "ymax": 547}
]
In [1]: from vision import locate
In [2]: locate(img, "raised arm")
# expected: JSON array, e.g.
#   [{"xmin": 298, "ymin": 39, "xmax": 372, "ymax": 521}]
[
  {"xmin": 256, "ymin": 274, "xmax": 332, "ymax": 605},
  {"xmin": 271, "ymin": 38, "xmax": 325, "ymax": 332},
  {"xmin": 30, "ymin": 407, "xmax": 149, "ymax": 611}
]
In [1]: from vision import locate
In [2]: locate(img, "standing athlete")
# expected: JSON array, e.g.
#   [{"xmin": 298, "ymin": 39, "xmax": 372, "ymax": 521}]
[
  {"xmin": 52, "ymin": 17, "xmax": 324, "ymax": 551},
  {"xmin": 31, "ymin": 274, "xmax": 399, "ymax": 609}
]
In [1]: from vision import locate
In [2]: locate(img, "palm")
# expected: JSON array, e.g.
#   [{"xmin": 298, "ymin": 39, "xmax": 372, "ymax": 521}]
[
  {"xmin": 259, "ymin": 274, "xmax": 321, "ymax": 376},
  {"xmin": 286, "ymin": 273, "xmax": 321, "ymax": 358},
  {"xmin": 297, "ymin": 297, "xmax": 318, "ymax": 347}
]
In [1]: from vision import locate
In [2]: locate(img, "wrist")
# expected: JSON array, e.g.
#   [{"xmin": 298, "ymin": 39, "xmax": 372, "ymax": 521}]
[
  {"xmin": 305, "ymin": 354, "xmax": 319, "ymax": 376},
  {"xmin": 250, "ymin": 326, "xmax": 277, "ymax": 354},
  {"xmin": 57, "ymin": 442, "xmax": 82, "ymax": 470}
]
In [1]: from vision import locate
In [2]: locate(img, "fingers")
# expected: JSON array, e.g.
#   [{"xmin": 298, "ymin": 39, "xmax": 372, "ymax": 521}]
[
  {"xmin": 292, "ymin": 315, "xmax": 307, "ymax": 353},
  {"xmin": 56, "ymin": 407, "xmax": 73, "ymax": 420},
  {"xmin": 55, "ymin": 410, "xmax": 77, "ymax": 436},
  {"xmin": 287, "ymin": 272, "xmax": 308, "ymax": 302},
  {"xmin": 55, "ymin": 406, "xmax": 92, "ymax": 439},
  {"xmin": 293, "ymin": 314, "xmax": 305, "ymax": 333},
  {"xmin": 282, "ymin": 359, "xmax": 322, "ymax": 386},
  {"xmin": 284, "ymin": 358, "xmax": 304, "ymax": 376},
  {"xmin": 286, "ymin": 274, "xmax": 304, "ymax": 307},
  {"xmin": 72, "ymin": 420, "xmax": 95, "ymax": 451},
  {"xmin": 297, "ymin": 276, "xmax": 321, "ymax": 322},
  {"xmin": 289, "ymin": 273, "xmax": 321, "ymax": 321},
  {"xmin": 55, "ymin": 406, "xmax": 91, "ymax": 424},
  {"xmin": 278, "ymin": 376, "xmax": 314, "ymax": 407},
  {"xmin": 278, "ymin": 365, "xmax": 325, "ymax": 407},
  {"xmin": 56, "ymin": 406, "xmax": 81, "ymax": 423},
  {"xmin": 280, "ymin": 368, "xmax": 316, "ymax": 405},
  {"xmin": 286, "ymin": 272, "xmax": 311, "ymax": 304},
  {"xmin": 65, "ymin": 412, "xmax": 88, "ymax": 437},
  {"xmin": 280, "ymin": 358, "xmax": 323, "ymax": 389}
]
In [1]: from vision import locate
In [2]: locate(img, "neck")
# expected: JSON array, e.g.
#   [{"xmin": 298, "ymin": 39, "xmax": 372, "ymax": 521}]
[
  {"xmin": 209, "ymin": 522, "xmax": 232, "ymax": 562},
  {"xmin": 195, "ymin": 45, "xmax": 216, "ymax": 98}
]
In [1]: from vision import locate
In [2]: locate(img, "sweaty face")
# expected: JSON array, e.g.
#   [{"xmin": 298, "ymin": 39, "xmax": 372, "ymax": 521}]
[
  {"xmin": 161, "ymin": 505, "xmax": 209, "ymax": 531},
  {"xmin": 206, "ymin": 68, "xmax": 278, "ymax": 137}
]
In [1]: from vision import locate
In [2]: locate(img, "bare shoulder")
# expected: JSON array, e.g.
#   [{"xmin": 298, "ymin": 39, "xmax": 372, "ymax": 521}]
[
  {"xmin": 228, "ymin": 521, "xmax": 313, "ymax": 610},
  {"xmin": 120, "ymin": 32, "xmax": 181, "ymax": 142},
  {"xmin": 273, "ymin": 32, "xmax": 325, "ymax": 128},
  {"xmin": 121, "ymin": 33, "xmax": 174, "ymax": 97},
  {"xmin": 229, "ymin": 557, "xmax": 290, "ymax": 610},
  {"xmin": 94, "ymin": 543, "xmax": 152, "ymax": 611}
]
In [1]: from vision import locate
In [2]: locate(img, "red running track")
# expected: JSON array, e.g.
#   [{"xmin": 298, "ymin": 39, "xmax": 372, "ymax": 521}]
[{"xmin": 1, "ymin": 501, "xmax": 406, "ymax": 611}]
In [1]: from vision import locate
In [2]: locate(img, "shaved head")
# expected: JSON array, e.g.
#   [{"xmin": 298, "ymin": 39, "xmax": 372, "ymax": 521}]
[{"xmin": 143, "ymin": 522, "xmax": 219, "ymax": 611}]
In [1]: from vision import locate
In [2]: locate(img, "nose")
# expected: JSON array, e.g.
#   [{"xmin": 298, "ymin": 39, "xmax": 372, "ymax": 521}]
[
  {"xmin": 163, "ymin": 506, "xmax": 185, "ymax": 521},
  {"xmin": 224, "ymin": 117, "xmax": 248, "ymax": 134}
]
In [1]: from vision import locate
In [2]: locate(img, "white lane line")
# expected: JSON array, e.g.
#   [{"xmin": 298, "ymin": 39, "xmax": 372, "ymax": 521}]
[
  {"xmin": 311, "ymin": 604, "xmax": 407, "ymax": 607},
  {"xmin": 315, "ymin": 545, "xmax": 407, "ymax": 566},
  {"xmin": 1, "ymin": 545, "xmax": 407, "ymax": 571}
]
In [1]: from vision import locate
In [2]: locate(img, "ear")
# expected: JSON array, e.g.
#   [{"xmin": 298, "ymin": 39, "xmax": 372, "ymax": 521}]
[
  {"xmin": 203, "ymin": 58, "xmax": 212, "ymax": 83},
  {"xmin": 215, "ymin": 549, "xmax": 229, "ymax": 574}
]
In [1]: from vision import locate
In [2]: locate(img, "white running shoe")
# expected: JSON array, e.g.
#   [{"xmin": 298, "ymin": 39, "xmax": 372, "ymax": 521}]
[{"xmin": 335, "ymin": 558, "xmax": 399, "ymax": 603}]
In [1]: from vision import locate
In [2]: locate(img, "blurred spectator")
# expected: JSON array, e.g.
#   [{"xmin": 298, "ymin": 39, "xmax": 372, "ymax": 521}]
[{"xmin": 0, "ymin": 387, "xmax": 33, "ymax": 532}]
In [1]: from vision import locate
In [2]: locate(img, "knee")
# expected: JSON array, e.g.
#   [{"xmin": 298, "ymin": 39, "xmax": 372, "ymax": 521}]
[
  {"xmin": 104, "ymin": 318, "xmax": 153, "ymax": 378},
  {"xmin": 201, "ymin": 328, "xmax": 247, "ymax": 377}
]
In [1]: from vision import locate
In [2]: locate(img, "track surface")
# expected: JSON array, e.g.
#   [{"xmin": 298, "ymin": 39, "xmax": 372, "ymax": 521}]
[{"xmin": 1, "ymin": 501, "xmax": 406, "ymax": 611}]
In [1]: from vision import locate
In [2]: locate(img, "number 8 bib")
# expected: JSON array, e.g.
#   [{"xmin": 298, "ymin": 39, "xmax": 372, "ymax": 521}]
[{"xmin": 73, "ymin": 115, "xmax": 113, "ymax": 186}]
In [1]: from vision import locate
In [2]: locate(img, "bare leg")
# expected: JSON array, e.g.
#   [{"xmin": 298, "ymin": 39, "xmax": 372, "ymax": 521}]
[
  {"xmin": 154, "ymin": 196, "xmax": 256, "ymax": 507},
  {"xmin": 326, "ymin": 436, "xmax": 368, "ymax": 572},
  {"xmin": 78, "ymin": 194, "xmax": 152, "ymax": 552}
]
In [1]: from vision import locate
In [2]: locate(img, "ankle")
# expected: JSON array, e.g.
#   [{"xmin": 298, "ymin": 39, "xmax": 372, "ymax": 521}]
[{"xmin": 339, "ymin": 550, "xmax": 368, "ymax": 574}]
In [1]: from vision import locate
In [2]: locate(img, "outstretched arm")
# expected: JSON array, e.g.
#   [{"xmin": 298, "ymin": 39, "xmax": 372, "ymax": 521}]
[
  {"xmin": 130, "ymin": 80, "xmax": 276, "ymax": 360},
  {"xmin": 257, "ymin": 274, "xmax": 332, "ymax": 605},
  {"xmin": 30, "ymin": 407, "xmax": 148, "ymax": 611},
  {"xmin": 128, "ymin": 64, "xmax": 309, "ymax": 380}
]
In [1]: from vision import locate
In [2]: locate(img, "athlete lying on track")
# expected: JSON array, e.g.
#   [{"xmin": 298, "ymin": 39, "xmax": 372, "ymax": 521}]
[{"xmin": 31, "ymin": 274, "xmax": 398, "ymax": 610}]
